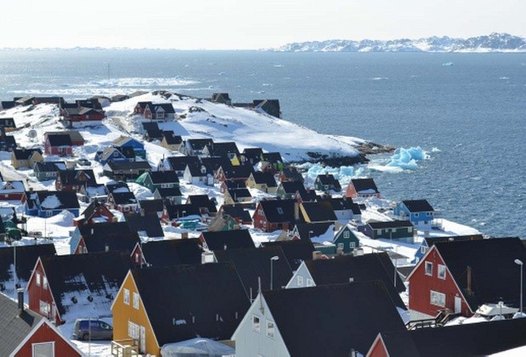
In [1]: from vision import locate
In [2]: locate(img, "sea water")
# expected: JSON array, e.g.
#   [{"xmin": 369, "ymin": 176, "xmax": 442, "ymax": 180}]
[{"xmin": 0, "ymin": 49, "xmax": 524, "ymax": 237}]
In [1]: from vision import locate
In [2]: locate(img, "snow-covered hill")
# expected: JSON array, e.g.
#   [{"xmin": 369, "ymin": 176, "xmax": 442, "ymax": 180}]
[{"xmin": 276, "ymin": 33, "xmax": 526, "ymax": 53}]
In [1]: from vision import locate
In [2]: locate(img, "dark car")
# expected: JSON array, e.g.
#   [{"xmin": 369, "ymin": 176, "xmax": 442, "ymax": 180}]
[
  {"xmin": 73, "ymin": 319, "xmax": 113, "ymax": 341},
  {"xmin": 77, "ymin": 158, "xmax": 92, "ymax": 167}
]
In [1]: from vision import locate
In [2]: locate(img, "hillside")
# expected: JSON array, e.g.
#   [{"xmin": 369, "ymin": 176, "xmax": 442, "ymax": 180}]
[{"xmin": 276, "ymin": 33, "xmax": 526, "ymax": 53}]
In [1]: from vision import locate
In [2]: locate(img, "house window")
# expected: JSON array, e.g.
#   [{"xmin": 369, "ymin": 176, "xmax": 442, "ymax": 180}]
[
  {"xmin": 39, "ymin": 300, "xmax": 50, "ymax": 315},
  {"xmin": 438, "ymin": 264, "xmax": 446, "ymax": 280},
  {"xmin": 414, "ymin": 213, "xmax": 419, "ymax": 217},
  {"xmin": 266, "ymin": 321, "xmax": 275, "ymax": 338},
  {"xmin": 337, "ymin": 243, "xmax": 344, "ymax": 250},
  {"xmin": 128, "ymin": 320, "xmax": 139, "ymax": 339},
  {"xmin": 408, "ymin": 227, "xmax": 413, "ymax": 233},
  {"xmin": 133, "ymin": 292, "xmax": 140, "ymax": 310},
  {"xmin": 32, "ymin": 342, "xmax": 54, "ymax": 357},
  {"xmin": 343, "ymin": 231, "xmax": 350, "ymax": 239},
  {"xmin": 43, "ymin": 276, "xmax": 48, "ymax": 290},
  {"xmin": 124, "ymin": 288, "xmax": 130, "ymax": 305},
  {"xmin": 252, "ymin": 316, "xmax": 260, "ymax": 332},
  {"xmin": 427, "ymin": 212, "xmax": 431, "ymax": 216},
  {"xmin": 277, "ymin": 207, "xmax": 284, "ymax": 215},
  {"xmin": 36, "ymin": 272, "xmax": 41, "ymax": 286},
  {"xmin": 297, "ymin": 276, "xmax": 304, "ymax": 286},
  {"xmin": 430, "ymin": 290, "xmax": 446, "ymax": 307},
  {"xmin": 420, "ymin": 246, "xmax": 427, "ymax": 254},
  {"xmin": 425, "ymin": 262, "xmax": 433, "ymax": 276},
  {"xmin": 349, "ymin": 242, "xmax": 356, "ymax": 249},
  {"xmin": 306, "ymin": 278, "xmax": 314, "ymax": 287}
]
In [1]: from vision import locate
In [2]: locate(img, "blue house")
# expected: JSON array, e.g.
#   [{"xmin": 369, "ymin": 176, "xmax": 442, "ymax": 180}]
[
  {"xmin": 112, "ymin": 136, "xmax": 146, "ymax": 159},
  {"xmin": 25, "ymin": 190, "xmax": 80, "ymax": 217},
  {"xmin": 393, "ymin": 199, "xmax": 435, "ymax": 231},
  {"xmin": 95, "ymin": 147, "xmax": 129, "ymax": 165},
  {"xmin": 412, "ymin": 234, "xmax": 484, "ymax": 264}
]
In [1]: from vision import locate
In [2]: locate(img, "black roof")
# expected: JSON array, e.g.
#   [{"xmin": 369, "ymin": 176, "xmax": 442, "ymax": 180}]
[
  {"xmin": 36, "ymin": 191, "xmax": 80, "ymax": 209},
  {"xmin": 153, "ymin": 103, "xmax": 175, "ymax": 113},
  {"xmin": 262, "ymin": 282, "xmax": 407, "ymax": 356},
  {"xmin": 146, "ymin": 128, "xmax": 163, "ymax": 140},
  {"xmin": 163, "ymin": 131, "xmax": 183, "ymax": 145},
  {"xmin": 258, "ymin": 199, "xmax": 296, "ymax": 224},
  {"xmin": 139, "ymin": 239, "xmax": 203, "ymax": 267},
  {"xmin": 166, "ymin": 156, "xmax": 200, "ymax": 171},
  {"xmin": 125, "ymin": 213, "xmax": 164, "ymax": 238},
  {"xmin": 241, "ymin": 148, "xmax": 263, "ymax": 162},
  {"xmin": 40, "ymin": 251, "xmax": 130, "ymax": 316},
  {"xmin": 110, "ymin": 191, "xmax": 137, "ymax": 205},
  {"xmin": 0, "ymin": 244, "xmax": 56, "ymax": 286},
  {"xmin": 148, "ymin": 170, "xmax": 179, "ymax": 184},
  {"xmin": 154, "ymin": 186, "xmax": 182, "ymax": 198},
  {"xmin": 79, "ymin": 222, "xmax": 140, "ymax": 253},
  {"xmin": 13, "ymin": 148, "xmax": 42, "ymax": 160},
  {"xmin": 315, "ymin": 174, "xmax": 341, "ymax": 189},
  {"xmin": 139, "ymin": 199, "xmax": 164, "ymax": 214},
  {"xmin": 206, "ymin": 142, "xmax": 240, "ymax": 156},
  {"xmin": 261, "ymin": 152, "xmax": 283, "ymax": 164},
  {"xmin": 423, "ymin": 234, "xmax": 484, "ymax": 246},
  {"xmin": 214, "ymin": 246, "xmax": 293, "ymax": 295},
  {"xmin": 200, "ymin": 230, "xmax": 255, "ymax": 251},
  {"xmin": 434, "ymin": 237, "xmax": 526, "ymax": 311},
  {"xmin": 58, "ymin": 169, "xmax": 97, "ymax": 186},
  {"xmin": 0, "ymin": 117, "xmax": 16, "ymax": 128},
  {"xmin": 186, "ymin": 138, "xmax": 214, "ymax": 150},
  {"xmin": 34, "ymin": 161, "xmax": 65, "ymax": 173},
  {"xmin": 0, "ymin": 292, "xmax": 44, "ymax": 356},
  {"xmin": 164, "ymin": 203, "xmax": 201, "ymax": 219},
  {"xmin": 251, "ymin": 171, "xmax": 277, "ymax": 187},
  {"xmin": 227, "ymin": 188, "xmax": 252, "ymax": 200},
  {"xmin": 200, "ymin": 156, "xmax": 232, "ymax": 172},
  {"xmin": 46, "ymin": 133, "xmax": 72, "ymax": 146},
  {"xmin": 305, "ymin": 253, "xmax": 406, "ymax": 307},
  {"xmin": 320, "ymin": 197, "xmax": 361, "ymax": 214},
  {"xmin": 300, "ymin": 201, "xmax": 337, "ymax": 222},
  {"xmin": 220, "ymin": 204, "xmax": 252, "ymax": 224},
  {"xmin": 368, "ymin": 220, "xmax": 413, "ymax": 229},
  {"xmin": 294, "ymin": 222, "xmax": 332, "ymax": 238},
  {"xmin": 80, "ymin": 200, "xmax": 112, "ymax": 222},
  {"xmin": 106, "ymin": 160, "xmax": 151, "ymax": 171},
  {"xmin": 279, "ymin": 181, "xmax": 307, "ymax": 195},
  {"xmin": 131, "ymin": 263, "xmax": 250, "ymax": 345},
  {"xmin": 186, "ymin": 195, "xmax": 217, "ymax": 213},
  {"xmin": 221, "ymin": 165, "xmax": 253, "ymax": 180},
  {"xmin": 261, "ymin": 239, "xmax": 315, "ymax": 271},
  {"xmin": 410, "ymin": 317, "xmax": 526, "ymax": 357},
  {"xmin": 105, "ymin": 181, "xmax": 130, "ymax": 193},
  {"xmin": 142, "ymin": 122, "xmax": 160, "ymax": 131},
  {"xmin": 223, "ymin": 180, "xmax": 246, "ymax": 190},
  {"xmin": 401, "ymin": 199, "xmax": 434, "ymax": 212},
  {"xmin": 351, "ymin": 178, "xmax": 379, "ymax": 193}
]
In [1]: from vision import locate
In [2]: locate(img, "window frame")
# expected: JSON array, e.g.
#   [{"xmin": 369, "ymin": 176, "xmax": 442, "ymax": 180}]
[
  {"xmin": 297, "ymin": 275, "xmax": 304, "ymax": 286},
  {"xmin": 425, "ymin": 261, "xmax": 433, "ymax": 276},
  {"xmin": 266, "ymin": 320, "xmax": 275, "ymax": 338},
  {"xmin": 124, "ymin": 288, "xmax": 130, "ymax": 305},
  {"xmin": 438, "ymin": 264, "xmax": 447, "ymax": 280},
  {"xmin": 132, "ymin": 292, "xmax": 140, "ymax": 310},
  {"xmin": 430, "ymin": 290, "xmax": 446, "ymax": 307},
  {"xmin": 32, "ymin": 341, "xmax": 55, "ymax": 357},
  {"xmin": 252, "ymin": 315, "xmax": 261, "ymax": 332}
]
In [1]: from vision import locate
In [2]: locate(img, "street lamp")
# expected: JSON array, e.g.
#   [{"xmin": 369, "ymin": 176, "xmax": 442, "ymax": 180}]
[
  {"xmin": 270, "ymin": 256, "xmax": 279, "ymax": 291},
  {"xmin": 514, "ymin": 259, "xmax": 523, "ymax": 314}
]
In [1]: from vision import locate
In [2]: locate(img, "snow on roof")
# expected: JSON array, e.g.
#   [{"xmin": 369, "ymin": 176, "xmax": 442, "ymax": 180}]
[{"xmin": 40, "ymin": 194, "xmax": 62, "ymax": 209}]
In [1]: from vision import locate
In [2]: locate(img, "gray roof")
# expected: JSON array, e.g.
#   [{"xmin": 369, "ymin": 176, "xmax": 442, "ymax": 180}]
[{"xmin": 0, "ymin": 292, "xmax": 43, "ymax": 356}]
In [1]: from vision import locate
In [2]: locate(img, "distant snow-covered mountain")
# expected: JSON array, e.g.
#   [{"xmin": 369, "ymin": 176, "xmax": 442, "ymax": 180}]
[{"xmin": 276, "ymin": 33, "xmax": 526, "ymax": 53}]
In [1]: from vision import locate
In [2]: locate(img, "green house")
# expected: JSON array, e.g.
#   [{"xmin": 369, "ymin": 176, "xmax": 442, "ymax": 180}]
[
  {"xmin": 136, "ymin": 170, "xmax": 179, "ymax": 192},
  {"xmin": 333, "ymin": 224, "xmax": 360, "ymax": 254}
]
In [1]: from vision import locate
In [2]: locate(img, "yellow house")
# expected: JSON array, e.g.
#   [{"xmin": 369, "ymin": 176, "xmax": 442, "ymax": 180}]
[
  {"xmin": 245, "ymin": 171, "xmax": 278, "ymax": 194},
  {"xmin": 112, "ymin": 264, "xmax": 250, "ymax": 356},
  {"xmin": 11, "ymin": 148, "xmax": 44, "ymax": 169}
]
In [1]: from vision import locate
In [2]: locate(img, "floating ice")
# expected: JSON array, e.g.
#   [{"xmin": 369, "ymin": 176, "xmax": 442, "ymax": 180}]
[
  {"xmin": 305, "ymin": 163, "xmax": 364, "ymax": 187},
  {"xmin": 384, "ymin": 146, "xmax": 428, "ymax": 171}
]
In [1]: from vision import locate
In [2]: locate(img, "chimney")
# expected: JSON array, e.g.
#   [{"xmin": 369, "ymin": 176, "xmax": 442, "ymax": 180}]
[
  {"xmin": 17, "ymin": 289, "xmax": 24, "ymax": 314},
  {"xmin": 466, "ymin": 265, "xmax": 472, "ymax": 295},
  {"xmin": 294, "ymin": 201, "xmax": 300, "ymax": 221}
]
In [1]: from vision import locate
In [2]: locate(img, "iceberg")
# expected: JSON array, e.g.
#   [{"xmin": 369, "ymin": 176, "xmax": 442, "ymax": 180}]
[
  {"xmin": 305, "ymin": 163, "xmax": 364, "ymax": 187},
  {"xmin": 385, "ymin": 147, "xmax": 428, "ymax": 170}
]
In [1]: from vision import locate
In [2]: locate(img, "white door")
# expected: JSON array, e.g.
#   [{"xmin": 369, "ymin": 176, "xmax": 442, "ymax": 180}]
[
  {"xmin": 454, "ymin": 296, "xmax": 462, "ymax": 314},
  {"xmin": 140, "ymin": 325, "xmax": 146, "ymax": 353}
]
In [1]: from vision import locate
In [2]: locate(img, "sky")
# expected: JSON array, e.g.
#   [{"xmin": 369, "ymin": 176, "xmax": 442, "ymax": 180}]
[{"xmin": 0, "ymin": 0, "xmax": 524, "ymax": 49}]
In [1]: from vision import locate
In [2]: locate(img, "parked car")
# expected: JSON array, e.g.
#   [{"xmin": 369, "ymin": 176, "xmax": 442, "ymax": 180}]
[
  {"xmin": 73, "ymin": 319, "xmax": 113, "ymax": 341},
  {"xmin": 77, "ymin": 158, "xmax": 92, "ymax": 166}
]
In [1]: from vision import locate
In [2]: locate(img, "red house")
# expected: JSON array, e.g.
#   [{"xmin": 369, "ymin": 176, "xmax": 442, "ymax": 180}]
[
  {"xmin": 253, "ymin": 199, "xmax": 296, "ymax": 232},
  {"xmin": 74, "ymin": 200, "xmax": 115, "ymax": 227},
  {"xmin": 0, "ymin": 180, "xmax": 25, "ymax": 201},
  {"xmin": 27, "ymin": 252, "xmax": 130, "ymax": 324},
  {"xmin": 44, "ymin": 133, "xmax": 72, "ymax": 156},
  {"xmin": 0, "ymin": 291, "xmax": 82, "ymax": 357},
  {"xmin": 62, "ymin": 107, "xmax": 105, "ymax": 122},
  {"xmin": 407, "ymin": 237, "xmax": 526, "ymax": 318},
  {"xmin": 346, "ymin": 178, "xmax": 381, "ymax": 199}
]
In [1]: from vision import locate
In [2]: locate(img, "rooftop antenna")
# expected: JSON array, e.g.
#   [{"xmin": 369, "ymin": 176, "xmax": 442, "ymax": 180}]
[{"xmin": 258, "ymin": 276, "xmax": 264, "ymax": 313}]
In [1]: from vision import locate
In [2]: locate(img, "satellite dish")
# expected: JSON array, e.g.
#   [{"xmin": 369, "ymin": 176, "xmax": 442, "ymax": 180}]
[{"xmin": 27, "ymin": 129, "xmax": 37, "ymax": 139}]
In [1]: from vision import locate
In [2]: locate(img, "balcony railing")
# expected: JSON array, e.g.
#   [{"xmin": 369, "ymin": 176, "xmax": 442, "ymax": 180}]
[{"xmin": 111, "ymin": 339, "xmax": 139, "ymax": 357}]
